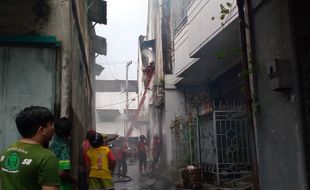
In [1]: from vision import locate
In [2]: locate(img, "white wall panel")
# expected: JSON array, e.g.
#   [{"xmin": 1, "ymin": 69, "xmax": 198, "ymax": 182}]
[{"xmin": 188, "ymin": 0, "xmax": 238, "ymax": 56}]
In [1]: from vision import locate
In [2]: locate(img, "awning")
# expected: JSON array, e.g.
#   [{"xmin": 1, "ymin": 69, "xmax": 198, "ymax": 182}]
[
  {"xmin": 0, "ymin": 35, "xmax": 61, "ymax": 47},
  {"xmin": 92, "ymin": 35, "xmax": 107, "ymax": 55},
  {"xmin": 88, "ymin": 0, "xmax": 107, "ymax": 25},
  {"xmin": 95, "ymin": 64, "xmax": 104, "ymax": 76}
]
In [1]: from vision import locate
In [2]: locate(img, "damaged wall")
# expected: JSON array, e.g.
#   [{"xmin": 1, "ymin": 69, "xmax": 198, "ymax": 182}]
[{"xmin": 0, "ymin": 0, "xmax": 50, "ymax": 35}]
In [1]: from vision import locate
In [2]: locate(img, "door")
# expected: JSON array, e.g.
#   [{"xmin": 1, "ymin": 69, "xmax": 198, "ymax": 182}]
[{"xmin": 0, "ymin": 47, "xmax": 56, "ymax": 151}]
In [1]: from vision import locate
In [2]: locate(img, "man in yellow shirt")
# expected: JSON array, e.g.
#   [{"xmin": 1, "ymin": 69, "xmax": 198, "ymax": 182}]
[{"xmin": 86, "ymin": 133, "xmax": 115, "ymax": 190}]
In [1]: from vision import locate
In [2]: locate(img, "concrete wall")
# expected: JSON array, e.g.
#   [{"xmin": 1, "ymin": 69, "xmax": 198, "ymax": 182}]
[
  {"xmin": 0, "ymin": 47, "xmax": 56, "ymax": 151},
  {"xmin": 187, "ymin": 0, "xmax": 238, "ymax": 56},
  {"xmin": 164, "ymin": 82, "xmax": 186, "ymax": 164},
  {"xmin": 49, "ymin": 0, "xmax": 94, "ymax": 178},
  {"xmin": 96, "ymin": 118, "xmax": 142, "ymax": 137},
  {"xmin": 251, "ymin": 0, "xmax": 308, "ymax": 189},
  {"xmin": 95, "ymin": 91, "xmax": 139, "ymax": 137},
  {"xmin": 96, "ymin": 92, "xmax": 138, "ymax": 110},
  {"xmin": 0, "ymin": 0, "xmax": 96, "ymax": 178},
  {"xmin": 292, "ymin": 0, "xmax": 310, "ymax": 185},
  {"xmin": 43, "ymin": 0, "xmax": 72, "ymax": 117}
]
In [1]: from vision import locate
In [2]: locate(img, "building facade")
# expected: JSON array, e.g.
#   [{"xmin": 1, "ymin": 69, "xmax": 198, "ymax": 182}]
[
  {"xmin": 0, "ymin": 0, "xmax": 107, "ymax": 177},
  {"xmin": 141, "ymin": 0, "xmax": 310, "ymax": 189},
  {"xmin": 248, "ymin": 0, "xmax": 308, "ymax": 189},
  {"xmin": 95, "ymin": 80, "xmax": 139, "ymax": 137}
]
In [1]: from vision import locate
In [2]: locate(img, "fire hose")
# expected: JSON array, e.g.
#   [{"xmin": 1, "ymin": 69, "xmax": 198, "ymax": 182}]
[{"xmin": 112, "ymin": 172, "xmax": 132, "ymax": 183}]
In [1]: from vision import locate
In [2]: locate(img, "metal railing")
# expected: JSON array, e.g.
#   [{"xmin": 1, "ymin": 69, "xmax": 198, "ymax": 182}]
[{"xmin": 171, "ymin": 102, "xmax": 252, "ymax": 184}]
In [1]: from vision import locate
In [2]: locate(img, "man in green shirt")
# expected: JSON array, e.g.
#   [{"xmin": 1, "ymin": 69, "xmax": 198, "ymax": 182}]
[{"xmin": 0, "ymin": 106, "xmax": 60, "ymax": 190}]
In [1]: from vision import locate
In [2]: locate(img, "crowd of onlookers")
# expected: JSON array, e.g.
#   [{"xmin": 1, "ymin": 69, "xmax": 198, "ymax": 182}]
[
  {"xmin": 0, "ymin": 106, "xmax": 116, "ymax": 190},
  {"xmin": 0, "ymin": 106, "xmax": 162, "ymax": 190}
]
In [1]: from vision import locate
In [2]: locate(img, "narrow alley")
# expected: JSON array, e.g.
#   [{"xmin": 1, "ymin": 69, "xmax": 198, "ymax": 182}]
[
  {"xmin": 113, "ymin": 160, "xmax": 174, "ymax": 190},
  {"xmin": 1, "ymin": 0, "xmax": 310, "ymax": 190}
]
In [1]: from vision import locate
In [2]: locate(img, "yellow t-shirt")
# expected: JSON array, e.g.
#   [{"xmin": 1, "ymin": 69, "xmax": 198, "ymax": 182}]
[{"xmin": 86, "ymin": 146, "xmax": 112, "ymax": 179}]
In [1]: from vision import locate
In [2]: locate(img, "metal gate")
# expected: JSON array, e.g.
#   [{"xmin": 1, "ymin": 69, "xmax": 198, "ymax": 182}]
[
  {"xmin": 171, "ymin": 104, "xmax": 251, "ymax": 184},
  {"xmin": 198, "ymin": 108, "xmax": 251, "ymax": 184}
]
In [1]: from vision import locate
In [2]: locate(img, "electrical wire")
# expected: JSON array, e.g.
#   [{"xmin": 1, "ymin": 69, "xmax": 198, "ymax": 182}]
[
  {"xmin": 96, "ymin": 97, "xmax": 137, "ymax": 109},
  {"xmin": 96, "ymin": 88, "xmax": 148, "ymax": 109},
  {"xmin": 104, "ymin": 57, "xmax": 117, "ymax": 80},
  {"xmin": 98, "ymin": 61, "xmax": 137, "ymax": 65}
]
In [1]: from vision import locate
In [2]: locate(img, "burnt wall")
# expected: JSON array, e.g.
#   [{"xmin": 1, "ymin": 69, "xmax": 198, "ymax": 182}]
[{"xmin": 0, "ymin": 0, "xmax": 50, "ymax": 35}]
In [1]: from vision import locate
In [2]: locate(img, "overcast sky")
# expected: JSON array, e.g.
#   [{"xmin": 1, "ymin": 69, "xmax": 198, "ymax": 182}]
[{"xmin": 95, "ymin": 0, "xmax": 148, "ymax": 81}]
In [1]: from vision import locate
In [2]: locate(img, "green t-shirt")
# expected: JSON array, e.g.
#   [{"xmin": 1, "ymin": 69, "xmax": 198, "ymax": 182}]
[{"xmin": 0, "ymin": 142, "xmax": 60, "ymax": 190}]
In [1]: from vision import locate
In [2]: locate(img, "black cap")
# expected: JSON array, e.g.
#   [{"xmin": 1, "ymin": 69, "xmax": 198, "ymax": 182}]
[{"xmin": 90, "ymin": 133, "xmax": 103, "ymax": 148}]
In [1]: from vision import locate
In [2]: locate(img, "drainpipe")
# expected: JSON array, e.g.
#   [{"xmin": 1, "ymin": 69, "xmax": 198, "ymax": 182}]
[{"xmin": 236, "ymin": 0, "xmax": 260, "ymax": 189}]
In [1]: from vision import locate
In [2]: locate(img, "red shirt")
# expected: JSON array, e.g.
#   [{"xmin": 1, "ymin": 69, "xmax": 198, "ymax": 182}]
[
  {"xmin": 137, "ymin": 141, "xmax": 147, "ymax": 152},
  {"xmin": 81, "ymin": 140, "xmax": 91, "ymax": 164},
  {"xmin": 113, "ymin": 146, "xmax": 123, "ymax": 160}
]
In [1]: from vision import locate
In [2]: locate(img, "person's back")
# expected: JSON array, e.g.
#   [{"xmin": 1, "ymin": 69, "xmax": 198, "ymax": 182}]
[
  {"xmin": 78, "ymin": 129, "xmax": 96, "ymax": 190},
  {"xmin": 49, "ymin": 117, "xmax": 76, "ymax": 190},
  {"xmin": 113, "ymin": 144, "xmax": 123, "ymax": 161},
  {"xmin": 86, "ymin": 133, "xmax": 115, "ymax": 190},
  {"xmin": 87, "ymin": 146, "xmax": 113, "ymax": 179},
  {"xmin": 0, "ymin": 106, "xmax": 60, "ymax": 190}
]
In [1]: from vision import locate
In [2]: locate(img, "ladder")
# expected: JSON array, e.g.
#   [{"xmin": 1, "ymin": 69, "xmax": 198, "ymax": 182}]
[{"xmin": 124, "ymin": 66, "xmax": 154, "ymax": 143}]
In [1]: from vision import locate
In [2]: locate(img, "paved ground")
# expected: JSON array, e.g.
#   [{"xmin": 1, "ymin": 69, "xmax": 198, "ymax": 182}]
[{"xmin": 113, "ymin": 159, "xmax": 175, "ymax": 190}]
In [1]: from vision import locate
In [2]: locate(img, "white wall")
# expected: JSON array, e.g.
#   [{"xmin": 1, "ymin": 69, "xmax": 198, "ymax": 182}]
[
  {"xmin": 174, "ymin": 24, "xmax": 198, "ymax": 76},
  {"xmin": 96, "ymin": 92, "xmax": 138, "ymax": 110},
  {"xmin": 188, "ymin": 0, "xmax": 238, "ymax": 56},
  {"xmin": 96, "ymin": 116, "xmax": 141, "ymax": 137},
  {"xmin": 164, "ymin": 79, "xmax": 186, "ymax": 163},
  {"xmin": 96, "ymin": 91, "xmax": 139, "ymax": 136}
]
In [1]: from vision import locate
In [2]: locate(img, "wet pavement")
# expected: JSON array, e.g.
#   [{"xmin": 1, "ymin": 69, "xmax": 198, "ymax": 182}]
[{"xmin": 113, "ymin": 159, "xmax": 175, "ymax": 190}]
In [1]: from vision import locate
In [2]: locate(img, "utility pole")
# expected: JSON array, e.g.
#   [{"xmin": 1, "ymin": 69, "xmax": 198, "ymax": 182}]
[{"xmin": 125, "ymin": 61, "xmax": 132, "ymax": 136}]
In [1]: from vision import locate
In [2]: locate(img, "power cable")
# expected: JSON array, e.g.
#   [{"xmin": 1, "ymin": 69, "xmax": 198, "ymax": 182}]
[
  {"xmin": 98, "ymin": 61, "xmax": 137, "ymax": 65},
  {"xmin": 97, "ymin": 84, "xmax": 149, "ymax": 109},
  {"xmin": 104, "ymin": 57, "xmax": 117, "ymax": 80},
  {"xmin": 97, "ymin": 97, "xmax": 137, "ymax": 109}
]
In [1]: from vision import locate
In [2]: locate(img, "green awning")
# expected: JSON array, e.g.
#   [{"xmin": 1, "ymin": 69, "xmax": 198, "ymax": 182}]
[{"xmin": 0, "ymin": 35, "xmax": 61, "ymax": 47}]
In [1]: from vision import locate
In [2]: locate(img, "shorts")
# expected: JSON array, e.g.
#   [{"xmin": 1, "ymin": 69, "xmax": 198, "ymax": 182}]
[
  {"xmin": 89, "ymin": 177, "xmax": 114, "ymax": 190},
  {"xmin": 139, "ymin": 152, "xmax": 147, "ymax": 164}
]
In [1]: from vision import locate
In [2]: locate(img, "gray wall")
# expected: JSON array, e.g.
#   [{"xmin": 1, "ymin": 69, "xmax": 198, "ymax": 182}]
[
  {"xmin": 0, "ymin": 0, "xmax": 95, "ymax": 178},
  {"xmin": 164, "ymin": 88, "xmax": 186, "ymax": 164},
  {"xmin": 0, "ymin": 47, "xmax": 56, "ymax": 151},
  {"xmin": 251, "ymin": 0, "xmax": 308, "ymax": 189}
]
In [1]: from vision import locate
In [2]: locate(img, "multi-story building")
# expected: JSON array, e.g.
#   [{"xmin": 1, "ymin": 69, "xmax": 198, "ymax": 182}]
[
  {"xmin": 170, "ymin": 0, "xmax": 252, "ymax": 185},
  {"xmin": 140, "ymin": 0, "xmax": 310, "ymax": 189},
  {"xmin": 137, "ymin": 0, "xmax": 176, "ymax": 168},
  {"xmin": 95, "ymin": 79, "xmax": 139, "ymax": 137},
  {"xmin": 247, "ymin": 0, "xmax": 308, "ymax": 189},
  {"xmin": 0, "ymin": 0, "xmax": 107, "ymax": 177}
]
